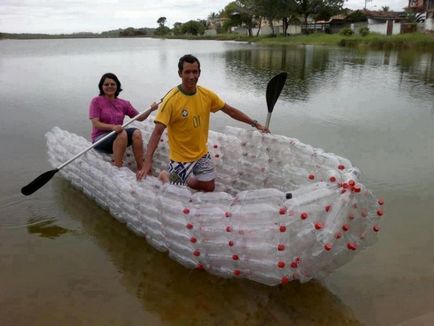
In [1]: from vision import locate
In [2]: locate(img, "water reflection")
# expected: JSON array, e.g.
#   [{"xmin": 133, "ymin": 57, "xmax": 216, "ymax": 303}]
[
  {"xmin": 2, "ymin": 38, "xmax": 434, "ymax": 325},
  {"xmin": 27, "ymin": 218, "xmax": 71, "ymax": 239},
  {"xmin": 224, "ymin": 45, "xmax": 334, "ymax": 101},
  {"xmin": 397, "ymin": 51, "xmax": 434, "ymax": 86},
  {"xmin": 55, "ymin": 179, "xmax": 360, "ymax": 325},
  {"xmin": 223, "ymin": 46, "xmax": 434, "ymax": 105}
]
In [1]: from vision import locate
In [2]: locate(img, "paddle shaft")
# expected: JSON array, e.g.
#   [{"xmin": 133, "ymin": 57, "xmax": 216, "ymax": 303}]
[
  {"xmin": 57, "ymin": 103, "xmax": 160, "ymax": 170},
  {"xmin": 265, "ymin": 112, "xmax": 272, "ymax": 129},
  {"xmin": 20, "ymin": 101, "xmax": 161, "ymax": 196}
]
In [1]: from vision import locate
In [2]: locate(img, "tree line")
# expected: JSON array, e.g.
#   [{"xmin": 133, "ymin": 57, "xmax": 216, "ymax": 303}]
[
  {"xmin": 156, "ymin": 0, "xmax": 347, "ymax": 36},
  {"xmin": 2, "ymin": 0, "xmax": 384, "ymax": 40}
]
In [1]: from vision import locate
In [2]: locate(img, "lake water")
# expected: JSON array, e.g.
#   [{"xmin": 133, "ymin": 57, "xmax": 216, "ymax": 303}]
[{"xmin": 1, "ymin": 38, "xmax": 433, "ymax": 325}]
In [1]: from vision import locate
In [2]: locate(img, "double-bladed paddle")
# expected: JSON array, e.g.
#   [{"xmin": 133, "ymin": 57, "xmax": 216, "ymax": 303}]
[
  {"xmin": 21, "ymin": 102, "xmax": 161, "ymax": 196},
  {"xmin": 265, "ymin": 72, "xmax": 287, "ymax": 129}
]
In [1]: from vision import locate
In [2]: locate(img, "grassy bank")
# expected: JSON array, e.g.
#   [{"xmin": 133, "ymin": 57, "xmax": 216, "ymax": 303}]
[
  {"xmin": 336, "ymin": 32, "xmax": 434, "ymax": 51},
  {"xmin": 167, "ymin": 32, "xmax": 434, "ymax": 52},
  {"xmin": 164, "ymin": 32, "xmax": 434, "ymax": 51},
  {"xmin": 257, "ymin": 32, "xmax": 434, "ymax": 51}
]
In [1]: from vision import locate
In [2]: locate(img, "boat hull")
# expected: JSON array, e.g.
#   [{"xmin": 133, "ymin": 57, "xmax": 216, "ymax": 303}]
[{"xmin": 46, "ymin": 121, "xmax": 383, "ymax": 286}]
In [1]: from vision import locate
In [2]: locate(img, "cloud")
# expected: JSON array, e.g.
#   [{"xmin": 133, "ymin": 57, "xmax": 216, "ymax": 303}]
[
  {"xmin": 0, "ymin": 0, "xmax": 409, "ymax": 34},
  {"xmin": 0, "ymin": 0, "xmax": 230, "ymax": 33},
  {"xmin": 345, "ymin": 0, "xmax": 408, "ymax": 11}
]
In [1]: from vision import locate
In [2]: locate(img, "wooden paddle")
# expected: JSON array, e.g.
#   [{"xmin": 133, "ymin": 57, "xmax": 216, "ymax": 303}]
[
  {"xmin": 265, "ymin": 72, "xmax": 287, "ymax": 129},
  {"xmin": 21, "ymin": 102, "xmax": 161, "ymax": 196}
]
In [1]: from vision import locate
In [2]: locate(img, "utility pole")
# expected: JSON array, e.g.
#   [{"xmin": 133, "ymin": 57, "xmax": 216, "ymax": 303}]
[{"xmin": 365, "ymin": 0, "xmax": 372, "ymax": 9}]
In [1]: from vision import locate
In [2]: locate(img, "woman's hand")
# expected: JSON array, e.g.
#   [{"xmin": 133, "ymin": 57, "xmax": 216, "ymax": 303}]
[
  {"xmin": 150, "ymin": 102, "xmax": 159, "ymax": 112},
  {"xmin": 112, "ymin": 125, "xmax": 123, "ymax": 133}
]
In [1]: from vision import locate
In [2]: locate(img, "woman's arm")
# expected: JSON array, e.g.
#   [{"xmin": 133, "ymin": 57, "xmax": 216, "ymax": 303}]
[
  {"xmin": 136, "ymin": 102, "xmax": 159, "ymax": 122},
  {"xmin": 90, "ymin": 118, "xmax": 123, "ymax": 133}
]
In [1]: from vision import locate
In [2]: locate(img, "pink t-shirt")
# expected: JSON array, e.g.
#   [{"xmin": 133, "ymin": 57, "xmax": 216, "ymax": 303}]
[{"xmin": 89, "ymin": 96, "xmax": 139, "ymax": 141}]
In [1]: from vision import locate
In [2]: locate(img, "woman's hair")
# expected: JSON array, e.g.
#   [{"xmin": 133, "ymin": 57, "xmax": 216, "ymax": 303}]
[
  {"xmin": 98, "ymin": 72, "xmax": 123, "ymax": 97},
  {"xmin": 178, "ymin": 54, "xmax": 201, "ymax": 72}
]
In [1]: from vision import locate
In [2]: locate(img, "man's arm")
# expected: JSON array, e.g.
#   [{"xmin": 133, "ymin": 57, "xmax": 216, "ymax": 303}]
[
  {"xmin": 136, "ymin": 122, "xmax": 166, "ymax": 180},
  {"xmin": 220, "ymin": 103, "xmax": 269, "ymax": 133}
]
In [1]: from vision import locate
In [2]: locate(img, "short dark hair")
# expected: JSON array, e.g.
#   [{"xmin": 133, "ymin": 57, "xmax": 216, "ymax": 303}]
[
  {"xmin": 178, "ymin": 54, "xmax": 200, "ymax": 72},
  {"xmin": 98, "ymin": 72, "xmax": 123, "ymax": 97}
]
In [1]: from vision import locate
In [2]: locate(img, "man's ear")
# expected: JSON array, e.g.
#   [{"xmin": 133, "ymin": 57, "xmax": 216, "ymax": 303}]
[{"xmin": 178, "ymin": 70, "xmax": 182, "ymax": 77}]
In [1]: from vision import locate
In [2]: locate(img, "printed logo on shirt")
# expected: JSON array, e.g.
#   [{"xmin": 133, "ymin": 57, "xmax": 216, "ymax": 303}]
[{"xmin": 181, "ymin": 108, "xmax": 189, "ymax": 118}]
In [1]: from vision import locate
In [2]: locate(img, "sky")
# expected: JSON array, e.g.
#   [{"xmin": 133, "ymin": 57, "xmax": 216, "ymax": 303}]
[{"xmin": 0, "ymin": 1, "xmax": 409, "ymax": 34}]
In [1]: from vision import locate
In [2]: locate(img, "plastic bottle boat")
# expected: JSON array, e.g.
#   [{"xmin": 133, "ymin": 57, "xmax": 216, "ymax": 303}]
[{"xmin": 46, "ymin": 120, "xmax": 384, "ymax": 286}]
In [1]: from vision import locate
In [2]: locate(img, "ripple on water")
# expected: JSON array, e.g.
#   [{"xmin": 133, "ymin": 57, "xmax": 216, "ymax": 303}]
[{"xmin": 0, "ymin": 192, "xmax": 73, "ymax": 239}]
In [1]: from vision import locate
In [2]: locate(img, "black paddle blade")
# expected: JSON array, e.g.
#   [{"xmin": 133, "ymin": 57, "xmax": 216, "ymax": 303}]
[
  {"xmin": 266, "ymin": 72, "xmax": 287, "ymax": 113},
  {"xmin": 21, "ymin": 169, "xmax": 59, "ymax": 196}
]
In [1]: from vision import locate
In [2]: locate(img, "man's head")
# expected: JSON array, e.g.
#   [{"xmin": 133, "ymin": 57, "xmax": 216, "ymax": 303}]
[
  {"xmin": 178, "ymin": 54, "xmax": 201, "ymax": 94},
  {"xmin": 178, "ymin": 54, "xmax": 200, "ymax": 73}
]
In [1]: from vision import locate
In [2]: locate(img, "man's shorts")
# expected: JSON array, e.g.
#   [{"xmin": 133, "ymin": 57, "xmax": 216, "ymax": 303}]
[
  {"xmin": 93, "ymin": 128, "xmax": 137, "ymax": 154},
  {"xmin": 168, "ymin": 152, "xmax": 215, "ymax": 185}
]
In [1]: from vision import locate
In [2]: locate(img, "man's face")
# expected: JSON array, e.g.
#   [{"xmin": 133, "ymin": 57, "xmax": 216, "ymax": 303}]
[{"xmin": 179, "ymin": 61, "xmax": 200, "ymax": 92}]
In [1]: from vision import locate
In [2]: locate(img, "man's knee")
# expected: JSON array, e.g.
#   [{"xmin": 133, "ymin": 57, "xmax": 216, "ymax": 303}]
[
  {"xmin": 188, "ymin": 178, "xmax": 215, "ymax": 192},
  {"xmin": 203, "ymin": 181, "xmax": 215, "ymax": 192}
]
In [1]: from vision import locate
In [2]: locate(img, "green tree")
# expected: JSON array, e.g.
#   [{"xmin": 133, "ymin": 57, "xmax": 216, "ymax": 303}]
[
  {"xmin": 223, "ymin": 0, "xmax": 257, "ymax": 36},
  {"xmin": 255, "ymin": 0, "xmax": 289, "ymax": 36},
  {"xmin": 291, "ymin": 0, "xmax": 345, "ymax": 24},
  {"xmin": 120, "ymin": 27, "xmax": 136, "ymax": 37},
  {"xmin": 346, "ymin": 10, "xmax": 367, "ymax": 23},
  {"xmin": 265, "ymin": 0, "xmax": 300, "ymax": 36},
  {"xmin": 156, "ymin": 16, "xmax": 170, "ymax": 35},
  {"xmin": 222, "ymin": 1, "xmax": 241, "ymax": 31},
  {"xmin": 381, "ymin": 6, "xmax": 390, "ymax": 12},
  {"xmin": 157, "ymin": 17, "xmax": 167, "ymax": 28},
  {"xmin": 173, "ymin": 22, "xmax": 183, "ymax": 35},
  {"xmin": 181, "ymin": 20, "xmax": 206, "ymax": 35}
]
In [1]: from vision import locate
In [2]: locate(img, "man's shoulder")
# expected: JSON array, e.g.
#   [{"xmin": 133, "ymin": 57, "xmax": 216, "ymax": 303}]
[
  {"xmin": 197, "ymin": 85, "xmax": 221, "ymax": 100},
  {"xmin": 162, "ymin": 87, "xmax": 182, "ymax": 105},
  {"xmin": 166, "ymin": 86, "xmax": 181, "ymax": 96},
  {"xmin": 197, "ymin": 85, "xmax": 215, "ymax": 94},
  {"xmin": 158, "ymin": 87, "xmax": 180, "ymax": 114}
]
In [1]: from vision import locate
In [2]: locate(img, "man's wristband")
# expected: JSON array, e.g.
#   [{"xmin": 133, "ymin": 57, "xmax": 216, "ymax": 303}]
[{"xmin": 250, "ymin": 119, "xmax": 258, "ymax": 128}]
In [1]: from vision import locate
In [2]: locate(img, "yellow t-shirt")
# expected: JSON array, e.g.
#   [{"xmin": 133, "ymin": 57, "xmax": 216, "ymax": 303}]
[{"xmin": 155, "ymin": 85, "xmax": 225, "ymax": 162}]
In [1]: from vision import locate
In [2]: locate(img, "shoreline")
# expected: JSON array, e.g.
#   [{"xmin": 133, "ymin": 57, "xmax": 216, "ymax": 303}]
[{"xmin": 2, "ymin": 32, "xmax": 434, "ymax": 51}]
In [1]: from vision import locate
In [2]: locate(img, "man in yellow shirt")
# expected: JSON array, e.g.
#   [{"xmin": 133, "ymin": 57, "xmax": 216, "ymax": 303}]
[{"xmin": 137, "ymin": 54, "xmax": 268, "ymax": 191}]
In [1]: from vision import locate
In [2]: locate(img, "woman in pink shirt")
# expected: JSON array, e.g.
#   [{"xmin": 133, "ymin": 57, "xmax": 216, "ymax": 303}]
[{"xmin": 89, "ymin": 73, "xmax": 158, "ymax": 178}]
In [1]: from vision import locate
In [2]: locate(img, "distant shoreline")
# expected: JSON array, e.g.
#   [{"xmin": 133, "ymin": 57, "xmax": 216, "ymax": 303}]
[
  {"xmin": 0, "ymin": 35, "xmax": 151, "ymax": 40},
  {"xmin": 2, "ymin": 32, "xmax": 434, "ymax": 51}
]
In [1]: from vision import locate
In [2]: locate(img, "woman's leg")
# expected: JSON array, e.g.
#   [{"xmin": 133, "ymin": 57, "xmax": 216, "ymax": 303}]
[
  {"xmin": 112, "ymin": 130, "xmax": 128, "ymax": 167},
  {"xmin": 131, "ymin": 129, "xmax": 144, "ymax": 170}
]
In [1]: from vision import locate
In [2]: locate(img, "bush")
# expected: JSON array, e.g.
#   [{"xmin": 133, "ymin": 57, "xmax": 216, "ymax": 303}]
[
  {"xmin": 340, "ymin": 27, "xmax": 354, "ymax": 36},
  {"xmin": 359, "ymin": 27, "xmax": 370, "ymax": 36},
  {"xmin": 181, "ymin": 20, "xmax": 206, "ymax": 36},
  {"xmin": 338, "ymin": 39, "xmax": 358, "ymax": 47}
]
